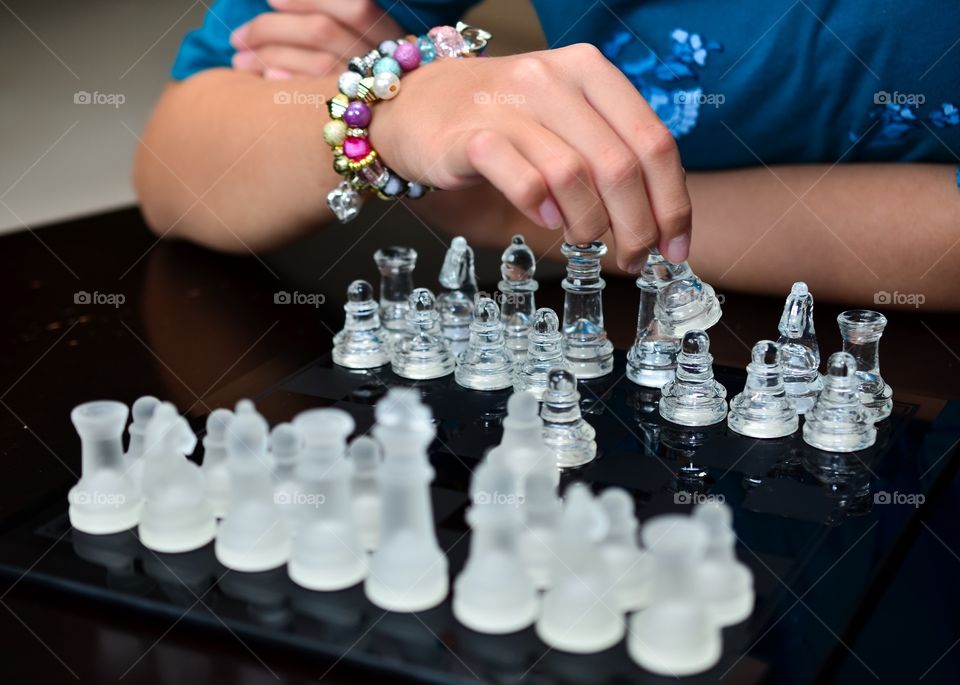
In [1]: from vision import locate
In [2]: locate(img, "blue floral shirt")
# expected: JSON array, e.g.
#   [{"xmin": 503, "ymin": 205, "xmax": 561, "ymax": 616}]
[{"xmin": 172, "ymin": 0, "xmax": 960, "ymax": 181}]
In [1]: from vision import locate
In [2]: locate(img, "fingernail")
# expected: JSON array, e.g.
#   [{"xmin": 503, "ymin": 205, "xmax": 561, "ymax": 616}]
[
  {"xmin": 665, "ymin": 232, "xmax": 690, "ymax": 263},
  {"xmin": 626, "ymin": 259, "xmax": 645, "ymax": 274},
  {"xmin": 230, "ymin": 25, "xmax": 248, "ymax": 49},
  {"xmin": 538, "ymin": 198, "xmax": 564, "ymax": 230},
  {"xmin": 265, "ymin": 68, "xmax": 292, "ymax": 80},
  {"xmin": 232, "ymin": 50, "xmax": 256, "ymax": 70}
]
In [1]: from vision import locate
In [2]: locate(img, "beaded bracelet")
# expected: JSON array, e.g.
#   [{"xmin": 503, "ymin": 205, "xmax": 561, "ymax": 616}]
[{"xmin": 324, "ymin": 22, "xmax": 492, "ymax": 223}]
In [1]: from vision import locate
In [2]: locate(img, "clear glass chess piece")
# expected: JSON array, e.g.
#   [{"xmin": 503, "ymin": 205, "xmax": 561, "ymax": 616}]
[
  {"xmin": 333, "ymin": 279, "xmax": 390, "ymax": 369},
  {"xmin": 651, "ymin": 249, "xmax": 722, "ymax": 337},
  {"xmin": 391, "ymin": 287, "xmax": 455, "ymax": 380},
  {"xmin": 728, "ymin": 340, "xmax": 800, "ymax": 438},
  {"xmin": 541, "ymin": 368, "xmax": 597, "ymax": 469},
  {"xmin": 659, "ymin": 330, "xmax": 728, "ymax": 426},
  {"xmin": 498, "ymin": 235, "xmax": 538, "ymax": 361},
  {"xmin": 455, "ymin": 296, "xmax": 514, "ymax": 390},
  {"xmin": 803, "ymin": 351, "xmax": 878, "ymax": 452},
  {"xmin": 513, "ymin": 308, "xmax": 571, "ymax": 401},
  {"xmin": 374, "ymin": 246, "xmax": 417, "ymax": 341},
  {"xmin": 777, "ymin": 282, "xmax": 823, "ymax": 413},
  {"xmin": 560, "ymin": 242, "xmax": 614, "ymax": 378},
  {"xmin": 626, "ymin": 251, "xmax": 680, "ymax": 388},
  {"xmin": 437, "ymin": 236, "xmax": 478, "ymax": 356},
  {"xmin": 838, "ymin": 310, "xmax": 893, "ymax": 422}
]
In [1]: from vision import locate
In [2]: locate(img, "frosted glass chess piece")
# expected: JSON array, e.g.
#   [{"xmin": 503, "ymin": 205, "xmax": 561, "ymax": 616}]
[
  {"xmin": 215, "ymin": 410, "xmax": 291, "ymax": 571},
  {"xmin": 347, "ymin": 436, "xmax": 382, "ymax": 552},
  {"xmin": 626, "ymin": 252, "xmax": 680, "ymax": 388},
  {"xmin": 651, "ymin": 248, "xmax": 722, "ymax": 337},
  {"xmin": 802, "ymin": 352, "xmax": 877, "ymax": 452},
  {"xmin": 124, "ymin": 395, "xmax": 160, "ymax": 493},
  {"xmin": 541, "ymin": 369, "xmax": 597, "ymax": 469},
  {"xmin": 270, "ymin": 422, "xmax": 303, "ymax": 531},
  {"xmin": 498, "ymin": 234, "xmax": 538, "ymax": 361},
  {"xmin": 333, "ymin": 279, "xmax": 390, "ymax": 369},
  {"xmin": 728, "ymin": 340, "xmax": 800, "ymax": 438},
  {"xmin": 485, "ymin": 390, "xmax": 559, "ymax": 494},
  {"xmin": 536, "ymin": 484, "xmax": 624, "ymax": 653},
  {"xmin": 777, "ymin": 282, "xmax": 823, "ymax": 413},
  {"xmin": 68, "ymin": 400, "xmax": 143, "ymax": 534},
  {"xmin": 598, "ymin": 488, "xmax": 655, "ymax": 612},
  {"xmin": 437, "ymin": 236, "xmax": 478, "ymax": 356},
  {"xmin": 838, "ymin": 310, "xmax": 893, "ymax": 422},
  {"xmin": 692, "ymin": 501, "xmax": 754, "ymax": 626},
  {"xmin": 628, "ymin": 513, "xmax": 720, "ymax": 676},
  {"xmin": 517, "ymin": 470, "xmax": 562, "ymax": 590},
  {"xmin": 392, "ymin": 288, "xmax": 455, "ymax": 380},
  {"xmin": 201, "ymin": 408, "xmax": 234, "ymax": 518},
  {"xmin": 513, "ymin": 308, "xmax": 570, "ymax": 401},
  {"xmin": 139, "ymin": 403, "xmax": 216, "ymax": 552},
  {"xmin": 560, "ymin": 242, "xmax": 614, "ymax": 378},
  {"xmin": 659, "ymin": 330, "xmax": 728, "ymax": 426},
  {"xmin": 365, "ymin": 388, "xmax": 449, "ymax": 612},
  {"xmin": 455, "ymin": 296, "xmax": 514, "ymax": 390},
  {"xmin": 289, "ymin": 408, "xmax": 367, "ymax": 591},
  {"xmin": 453, "ymin": 458, "xmax": 539, "ymax": 634},
  {"xmin": 374, "ymin": 246, "xmax": 418, "ymax": 342}
]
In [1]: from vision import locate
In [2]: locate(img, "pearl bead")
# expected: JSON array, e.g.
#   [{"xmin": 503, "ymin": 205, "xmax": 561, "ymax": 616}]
[
  {"xmin": 337, "ymin": 71, "xmax": 362, "ymax": 98},
  {"xmin": 372, "ymin": 56, "xmax": 402, "ymax": 78},
  {"xmin": 417, "ymin": 36, "xmax": 436, "ymax": 63},
  {"xmin": 393, "ymin": 41, "xmax": 421, "ymax": 71},
  {"xmin": 378, "ymin": 39, "xmax": 398, "ymax": 57},
  {"xmin": 343, "ymin": 136, "xmax": 372, "ymax": 161},
  {"xmin": 322, "ymin": 119, "xmax": 347, "ymax": 147},
  {"xmin": 372, "ymin": 72, "xmax": 400, "ymax": 100},
  {"xmin": 343, "ymin": 101, "xmax": 371, "ymax": 128}
]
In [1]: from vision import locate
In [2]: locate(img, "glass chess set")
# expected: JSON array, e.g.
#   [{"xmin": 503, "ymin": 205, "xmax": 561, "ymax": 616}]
[{"xmin": 0, "ymin": 235, "xmax": 952, "ymax": 684}]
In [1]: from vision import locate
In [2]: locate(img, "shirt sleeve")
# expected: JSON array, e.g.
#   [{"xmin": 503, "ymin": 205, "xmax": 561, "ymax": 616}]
[
  {"xmin": 171, "ymin": 0, "xmax": 271, "ymax": 80},
  {"xmin": 372, "ymin": 0, "xmax": 483, "ymax": 35}
]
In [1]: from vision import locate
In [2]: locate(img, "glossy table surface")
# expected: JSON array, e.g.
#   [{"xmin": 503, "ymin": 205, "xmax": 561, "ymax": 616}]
[{"xmin": 2, "ymin": 205, "xmax": 959, "ymax": 684}]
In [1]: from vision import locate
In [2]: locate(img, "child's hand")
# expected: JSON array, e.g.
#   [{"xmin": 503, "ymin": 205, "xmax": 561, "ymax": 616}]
[
  {"xmin": 229, "ymin": 0, "xmax": 402, "ymax": 79},
  {"xmin": 370, "ymin": 45, "xmax": 693, "ymax": 272}
]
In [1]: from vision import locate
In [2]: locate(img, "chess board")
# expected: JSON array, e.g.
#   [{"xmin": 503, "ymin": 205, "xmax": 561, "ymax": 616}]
[{"xmin": 0, "ymin": 351, "xmax": 955, "ymax": 685}]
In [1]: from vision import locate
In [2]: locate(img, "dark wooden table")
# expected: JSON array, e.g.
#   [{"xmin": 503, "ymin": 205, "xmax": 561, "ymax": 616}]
[{"xmin": 2, "ymin": 205, "xmax": 959, "ymax": 684}]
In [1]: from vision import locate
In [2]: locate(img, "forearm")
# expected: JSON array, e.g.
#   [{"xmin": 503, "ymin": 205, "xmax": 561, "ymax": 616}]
[{"xmin": 134, "ymin": 68, "xmax": 338, "ymax": 253}]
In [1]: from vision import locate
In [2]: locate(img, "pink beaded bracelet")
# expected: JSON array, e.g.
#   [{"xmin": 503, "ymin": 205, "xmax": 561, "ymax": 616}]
[{"xmin": 325, "ymin": 22, "xmax": 492, "ymax": 223}]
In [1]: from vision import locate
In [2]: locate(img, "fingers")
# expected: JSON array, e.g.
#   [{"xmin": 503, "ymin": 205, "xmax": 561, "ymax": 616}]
[
  {"xmin": 266, "ymin": 0, "xmax": 400, "ymax": 46},
  {"xmin": 232, "ymin": 12, "xmax": 370, "ymax": 58},
  {"xmin": 556, "ymin": 43, "xmax": 693, "ymax": 262},
  {"xmin": 233, "ymin": 45, "xmax": 343, "ymax": 78}
]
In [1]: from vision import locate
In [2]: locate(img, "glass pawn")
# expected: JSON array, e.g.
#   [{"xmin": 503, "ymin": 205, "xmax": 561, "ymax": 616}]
[
  {"xmin": 391, "ymin": 287, "xmax": 455, "ymax": 380},
  {"xmin": 727, "ymin": 340, "xmax": 800, "ymax": 438},
  {"xmin": 777, "ymin": 282, "xmax": 823, "ymax": 413},
  {"xmin": 437, "ymin": 236, "xmax": 478, "ymax": 356},
  {"xmin": 455, "ymin": 296, "xmax": 514, "ymax": 390},
  {"xmin": 498, "ymin": 235, "xmax": 538, "ymax": 361},
  {"xmin": 802, "ymin": 351, "xmax": 877, "ymax": 452},
  {"xmin": 626, "ymin": 251, "xmax": 680, "ymax": 388},
  {"xmin": 514, "ymin": 308, "xmax": 571, "ymax": 401},
  {"xmin": 659, "ymin": 330, "xmax": 728, "ymax": 426},
  {"xmin": 333, "ymin": 279, "xmax": 390, "ymax": 369},
  {"xmin": 838, "ymin": 310, "xmax": 893, "ymax": 422},
  {"xmin": 651, "ymin": 249, "xmax": 722, "ymax": 337},
  {"xmin": 560, "ymin": 241, "xmax": 614, "ymax": 378},
  {"xmin": 374, "ymin": 246, "xmax": 417, "ymax": 342},
  {"xmin": 541, "ymin": 368, "xmax": 597, "ymax": 469}
]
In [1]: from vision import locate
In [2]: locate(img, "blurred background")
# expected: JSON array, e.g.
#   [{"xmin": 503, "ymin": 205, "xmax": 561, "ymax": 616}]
[{"xmin": 0, "ymin": 0, "xmax": 545, "ymax": 234}]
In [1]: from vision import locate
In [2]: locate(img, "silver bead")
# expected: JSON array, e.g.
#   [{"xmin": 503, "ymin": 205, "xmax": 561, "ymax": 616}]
[{"xmin": 327, "ymin": 180, "xmax": 363, "ymax": 223}]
